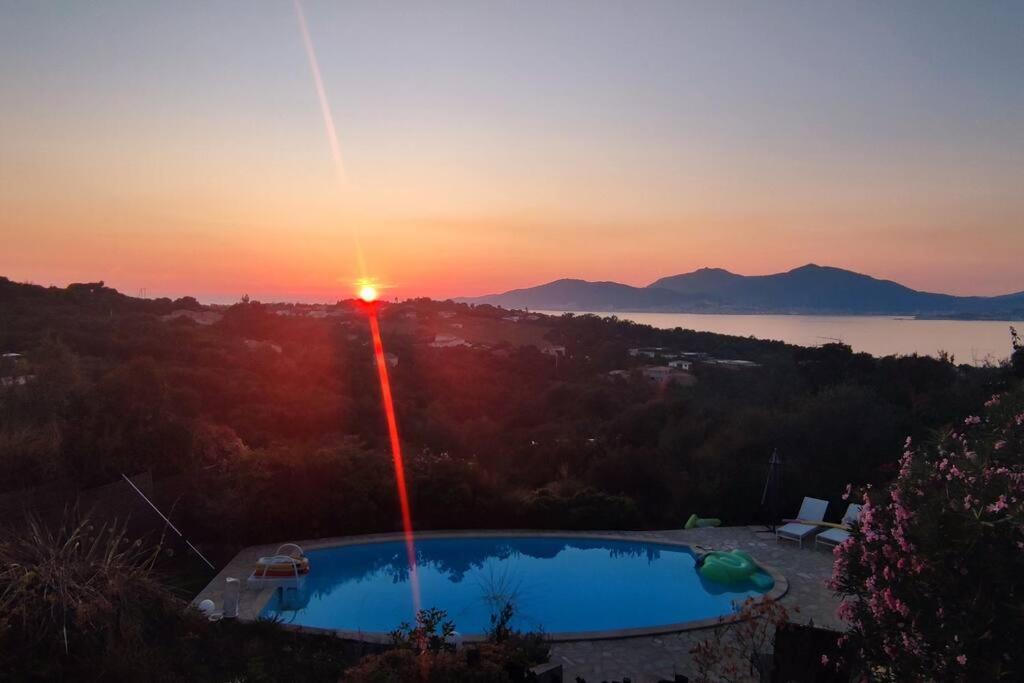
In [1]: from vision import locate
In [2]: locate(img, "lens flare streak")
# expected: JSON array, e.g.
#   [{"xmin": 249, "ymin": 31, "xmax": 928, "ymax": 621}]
[
  {"xmin": 368, "ymin": 307, "xmax": 422, "ymax": 615},
  {"xmin": 293, "ymin": 0, "xmax": 345, "ymax": 184},
  {"xmin": 292, "ymin": 0, "xmax": 367, "ymax": 278}
]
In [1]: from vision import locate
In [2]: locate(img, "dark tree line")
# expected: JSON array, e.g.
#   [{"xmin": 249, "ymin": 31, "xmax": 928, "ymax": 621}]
[{"xmin": 1, "ymin": 278, "xmax": 1017, "ymax": 552}]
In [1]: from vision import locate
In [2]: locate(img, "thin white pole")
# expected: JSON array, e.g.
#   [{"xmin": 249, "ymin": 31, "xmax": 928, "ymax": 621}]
[{"xmin": 121, "ymin": 474, "xmax": 216, "ymax": 570}]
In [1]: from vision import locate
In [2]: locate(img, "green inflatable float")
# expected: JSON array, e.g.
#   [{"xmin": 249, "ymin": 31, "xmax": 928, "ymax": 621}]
[
  {"xmin": 697, "ymin": 550, "xmax": 774, "ymax": 591},
  {"xmin": 684, "ymin": 513, "xmax": 721, "ymax": 529}
]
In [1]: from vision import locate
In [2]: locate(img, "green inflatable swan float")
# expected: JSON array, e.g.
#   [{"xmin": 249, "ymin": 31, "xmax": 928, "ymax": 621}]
[{"xmin": 697, "ymin": 549, "xmax": 774, "ymax": 591}]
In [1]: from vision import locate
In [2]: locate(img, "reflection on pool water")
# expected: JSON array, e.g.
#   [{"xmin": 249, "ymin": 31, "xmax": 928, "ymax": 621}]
[{"xmin": 260, "ymin": 536, "xmax": 774, "ymax": 636}]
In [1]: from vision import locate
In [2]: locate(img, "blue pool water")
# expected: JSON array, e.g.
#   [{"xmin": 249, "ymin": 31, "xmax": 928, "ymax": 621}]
[{"xmin": 260, "ymin": 536, "xmax": 774, "ymax": 636}]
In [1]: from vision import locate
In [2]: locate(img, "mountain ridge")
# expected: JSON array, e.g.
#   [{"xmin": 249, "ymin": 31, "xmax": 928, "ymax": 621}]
[{"xmin": 460, "ymin": 265, "xmax": 1024, "ymax": 317}]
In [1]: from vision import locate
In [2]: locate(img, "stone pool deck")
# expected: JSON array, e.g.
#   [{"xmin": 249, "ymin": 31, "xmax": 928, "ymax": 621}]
[
  {"xmin": 195, "ymin": 526, "xmax": 842, "ymax": 682},
  {"xmin": 548, "ymin": 526, "xmax": 843, "ymax": 682}
]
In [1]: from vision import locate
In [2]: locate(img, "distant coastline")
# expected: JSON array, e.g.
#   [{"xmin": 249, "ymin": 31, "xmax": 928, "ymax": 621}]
[
  {"xmin": 529, "ymin": 308, "xmax": 1024, "ymax": 323},
  {"xmin": 534, "ymin": 310, "xmax": 1023, "ymax": 364},
  {"xmin": 461, "ymin": 264, "xmax": 1024, "ymax": 320}
]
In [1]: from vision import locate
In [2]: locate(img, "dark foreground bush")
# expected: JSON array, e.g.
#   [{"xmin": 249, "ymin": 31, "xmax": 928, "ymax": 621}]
[
  {"xmin": 831, "ymin": 385, "xmax": 1024, "ymax": 681},
  {"xmin": 0, "ymin": 512, "xmax": 367, "ymax": 682},
  {"xmin": 343, "ymin": 606, "xmax": 549, "ymax": 682}
]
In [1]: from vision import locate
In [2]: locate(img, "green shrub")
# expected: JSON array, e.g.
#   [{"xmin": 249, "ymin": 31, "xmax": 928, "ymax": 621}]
[{"xmin": 830, "ymin": 385, "xmax": 1024, "ymax": 680}]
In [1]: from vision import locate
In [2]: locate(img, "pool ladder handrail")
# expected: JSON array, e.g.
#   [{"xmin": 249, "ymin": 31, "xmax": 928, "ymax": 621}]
[{"xmin": 253, "ymin": 543, "xmax": 307, "ymax": 582}]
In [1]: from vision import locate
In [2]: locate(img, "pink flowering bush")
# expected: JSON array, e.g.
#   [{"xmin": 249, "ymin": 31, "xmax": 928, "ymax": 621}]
[{"xmin": 830, "ymin": 385, "xmax": 1024, "ymax": 680}]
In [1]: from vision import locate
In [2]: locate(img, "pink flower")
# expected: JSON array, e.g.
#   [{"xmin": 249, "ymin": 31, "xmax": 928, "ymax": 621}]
[
  {"xmin": 957, "ymin": 654, "xmax": 967, "ymax": 666},
  {"xmin": 821, "ymin": 654, "xmax": 829, "ymax": 666},
  {"xmin": 987, "ymin": 495, "xmax": 1008, "ymax": 513}
]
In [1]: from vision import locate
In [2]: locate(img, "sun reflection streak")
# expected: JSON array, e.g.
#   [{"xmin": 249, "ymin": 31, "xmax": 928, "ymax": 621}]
[{"xmin": 367, "ymin": 304, "xmax": 422, "ymax": 616}]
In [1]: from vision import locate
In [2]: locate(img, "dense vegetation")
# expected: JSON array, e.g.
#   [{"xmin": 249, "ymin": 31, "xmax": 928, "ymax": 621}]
[
  {"xmin": 2, "ymin": 277, "xmax": 1022, "ymax": 680},
  {"xmin": 831, "ymin": 384, "xmax": 1024, "ymax": 681},
  {"xmin": 2, "ymin": 276, "xmax": 1018, "ymax": 552}
]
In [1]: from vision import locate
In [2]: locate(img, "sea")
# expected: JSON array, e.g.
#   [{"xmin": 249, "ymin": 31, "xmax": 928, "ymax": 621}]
[{"xmin": 538, "ymin": 311, "xmax": 1023, "ymax": 364}]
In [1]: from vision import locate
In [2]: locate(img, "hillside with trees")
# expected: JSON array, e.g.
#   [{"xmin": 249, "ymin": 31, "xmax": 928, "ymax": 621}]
[{"xmin": 3, "ymin": 277, "xmax": 1019, "ymax": 547}]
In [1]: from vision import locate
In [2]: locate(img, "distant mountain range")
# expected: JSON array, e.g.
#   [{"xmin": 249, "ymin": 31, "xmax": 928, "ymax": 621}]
[{"xmin": 459, "ymin": 265, "xmax": 1024, "ymax": 318}]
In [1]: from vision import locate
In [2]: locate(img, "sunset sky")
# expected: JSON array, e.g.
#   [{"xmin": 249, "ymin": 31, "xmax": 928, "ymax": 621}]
[{"xmin": 2, "ymin": 1, "xmax": 1023, "ymax": 302}]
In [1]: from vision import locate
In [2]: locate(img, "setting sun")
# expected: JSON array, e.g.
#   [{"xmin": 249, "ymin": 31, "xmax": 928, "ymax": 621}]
[{"xmin": 358, "ymin": 284, "xmax": 378, "ymax": 303}]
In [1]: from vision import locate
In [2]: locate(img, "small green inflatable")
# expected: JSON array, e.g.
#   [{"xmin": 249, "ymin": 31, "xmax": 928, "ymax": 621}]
[
  {"xmin": 685, "ymin": 513, "xmax": 722, "ymax": 529},
  {"xmin": 698, "ymin": 550, "xmax": 773, "ymax": 590}
]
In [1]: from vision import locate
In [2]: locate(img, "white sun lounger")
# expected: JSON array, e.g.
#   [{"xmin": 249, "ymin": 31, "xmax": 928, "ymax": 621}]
[
  {"xmin": 815, "ymin": 504, "xmax": 862, "ymax": 549},
  {"xmin": 776, "ymin": 497, "xmax": 828, "ymax": 548}
]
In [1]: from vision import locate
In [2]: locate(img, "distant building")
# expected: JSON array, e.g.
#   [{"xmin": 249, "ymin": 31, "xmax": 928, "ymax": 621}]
[
  {"xmin": 502, "ymin": 315, "xmax": 521, "ymax": 322},
  {"xmin": 429, "ymin": 334, "xmax": 471, "ymax": 348},
  {"xmin": 629, "ymin": 347, "xmax": 673, "ymax": 359},
  {"xmin": 541, "ymin": 344, "xmax": 566, "ymax": 357},
  {"xmin": 668, "ymin": 359, "xmax": 692, "ymax": 371},
  {"xmin": 244, "ymin": 339, "xmax": 282, "ymax": 354},
  {"xmin": 438, "ymin": 311, "xmax": 457, "ymax": 319},
  {"xmin": 641, "ymin": 365, "xmax": 696, "ymax": 386},
  {"xmin": 641, "ymin": 366, "xmax": 674, "ymax": 382},
  {"xmin": 711, "ymin": 359, "xmax": 760, "ymax": 369}
]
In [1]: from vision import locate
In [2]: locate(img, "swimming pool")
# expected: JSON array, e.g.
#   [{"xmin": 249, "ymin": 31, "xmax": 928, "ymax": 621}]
[{"xmin": 259, "ymin": 534, "xmax": 781, "ymax": 639}]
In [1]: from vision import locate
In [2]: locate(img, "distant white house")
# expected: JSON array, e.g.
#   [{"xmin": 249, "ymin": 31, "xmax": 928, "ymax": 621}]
[
  {"xmin": 629, "ymin": 347, "xmax": 671, "ymax": 358},
  {"xmin": 668, "ymin": 359, "xmax": 692, "ymax": 371},
  {"xmin": 244, "ymin": 339, "xmax": 282, "ymax": 354},
  {"xmin": 438, "ymin": 311, "xmax": 457, "ymax": 319},
  {"xmin": 711, "ymin": 359, "xmax": 760, "ymax": 369},
  {"xmin": 541, "ymin": 344, "xmax": 566, "ymax": 357},
  {"xmin": 429, "ymin": 334, "xmax": 471, "ymax": 348},
  {"xmin": 641, "ymin": 365, "xmax": 696, "ymax": 386},
  {"xmin": 641, "ymin": 366, "xmax": 674, "ymax": 382},
  {"xmin": 502, "ymin": 315, "xmax": 521, "ymax": 322},
  {"xmin": 0, "ymin": 375, "xmax": 35, "ymax": 387}
]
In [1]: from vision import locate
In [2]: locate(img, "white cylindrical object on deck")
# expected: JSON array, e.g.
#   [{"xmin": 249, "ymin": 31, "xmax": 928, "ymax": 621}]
[{"xmin": 223, "ymin": 577, "xmax": 240, "ymax": 618}]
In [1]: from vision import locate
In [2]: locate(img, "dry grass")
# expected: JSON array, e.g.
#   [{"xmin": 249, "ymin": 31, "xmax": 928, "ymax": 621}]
[{"xmin": 0, "ymin": 510, "xmax": 178, "ymax": 677}]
